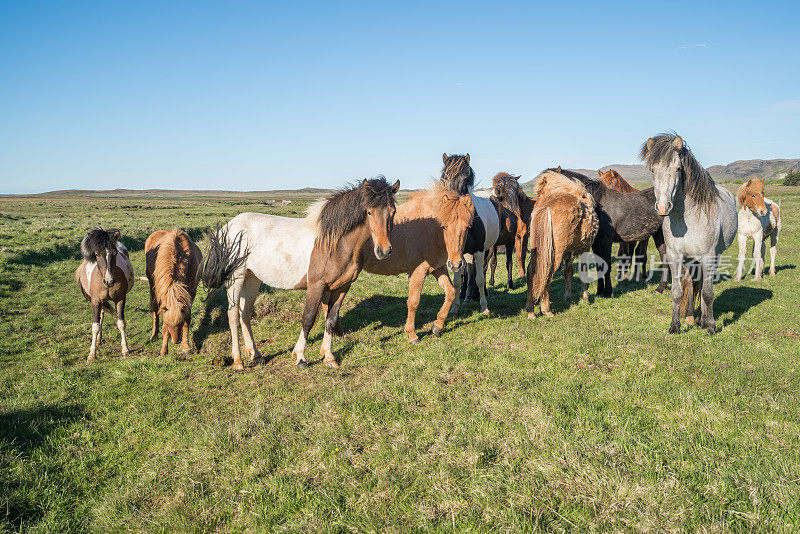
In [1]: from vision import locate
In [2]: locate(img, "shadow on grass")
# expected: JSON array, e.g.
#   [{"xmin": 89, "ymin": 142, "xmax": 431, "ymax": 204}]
[
  {"xmin": 0, "ymin": 403, "xmax": 84, "ymax": 530},
  {"xmin": 716, "ymin": 286, "xmax": 773, "ymax": 327}
]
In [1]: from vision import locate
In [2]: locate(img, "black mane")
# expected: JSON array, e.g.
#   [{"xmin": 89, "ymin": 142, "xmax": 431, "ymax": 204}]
[
  {"xmin": 317, "ymin": 177, "xmax": 396, "ymax": 251},
  {"xmin": 441, "ymin": 154, "xmax": 475, "ymax": 195},
  {"xmin": 81, "ymin": 228, "xmax": 120, "ymax": 262}
]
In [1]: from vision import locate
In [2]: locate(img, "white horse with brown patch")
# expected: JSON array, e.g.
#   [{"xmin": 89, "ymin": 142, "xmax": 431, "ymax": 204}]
[{"xmin": 735, "ymin": 178, "xmax": 781, "ymax": 281}]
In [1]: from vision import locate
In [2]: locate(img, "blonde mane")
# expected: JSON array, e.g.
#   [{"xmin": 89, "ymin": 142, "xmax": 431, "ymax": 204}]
[
  {"xmin": 405, "ymin": 181, "xmax": 474, "ymax": 227},
  {"xmin": 153, "ymin": 230, "xmax": 193, "ymax": 326},
  {"xmin": 534, "ymin": 170, "xmax": 595, "ymax": 208}
]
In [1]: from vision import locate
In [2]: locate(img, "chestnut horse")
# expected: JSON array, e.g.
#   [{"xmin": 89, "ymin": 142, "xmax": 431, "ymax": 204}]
[
  {"xmin": 492, "ymin": 172, "xmax": 536, "ymax": 277},
  {"xmin": 145, "ymin": 229, "xmax": 203, "ymax": 357},
  {"xmin": 75, "ymin": 228, "xmax": 134, "ymax": 361},
  {"xmin": 735, "ymin": 178, "xmax": 781, "ymax": 281},
  {"xmin": 361, "ymin": 182, "xmax": 475, "ymax": 342},
  {"xmin": 598, "ymin": 169, "xmax": 649, "ymax": 281},
  {"xmin": 291, "ymin": 178, "xmax": 400, "ymax": 369},
  {"xmin": 526, "ymin": 171, "xmax": 598, "ymax": 317}
]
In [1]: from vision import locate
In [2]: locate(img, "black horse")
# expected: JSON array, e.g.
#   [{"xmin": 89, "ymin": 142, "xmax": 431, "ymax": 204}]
[{"xmin": 546, "ymin": 168, "xmax": 668, "ymax": 297}]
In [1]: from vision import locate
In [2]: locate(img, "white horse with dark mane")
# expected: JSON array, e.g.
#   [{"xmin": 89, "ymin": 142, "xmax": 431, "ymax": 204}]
[{"xmin": 641, "ymin": 133, "xmax": 737, "ymax": 334}]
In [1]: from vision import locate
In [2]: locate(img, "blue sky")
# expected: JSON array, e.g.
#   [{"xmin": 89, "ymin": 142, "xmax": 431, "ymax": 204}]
[{"xmin": 1, "ymin": 1, "xmax": 798, "ymax": 193}]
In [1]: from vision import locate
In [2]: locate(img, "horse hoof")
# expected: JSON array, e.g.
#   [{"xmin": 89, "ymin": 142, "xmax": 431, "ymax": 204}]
[
  {"xmin": 87, "ymin": 354, "xmax": 96, "ymax": 362},
  {"xmin": 685, "ymin": 316, "xmax": 695, "ymax": 326},
  {"xmin": 432, "ymin": 326, "xmax": 442, "ymax": 338},
  {"xmin": 409, "ymin": 338, "xmax": 419, "ymax": 344},
  {"xmin": 296, "ymin": 360, "xmax": 308, "ymax": 370},
  {"xmin": 543, "ymin": 311, "xmax": 554, "ymax": 318},
  {"xmin": 480, "ymin": 309, "xmax": 490, "ymax": 316},
  {"xmin": 121, "ymin": 351, "xmax": 130, "ymax": 358},
  {"xmin": 325, "ymin": 360, "xmax": 340, "ymax": 369},
  {"xmin": 527, "ymin": 312, "xmax": 536, "ymax": 320},
  {"xmin": 668, "ymin": 323, "xmax": 680, "ymax": 334}
]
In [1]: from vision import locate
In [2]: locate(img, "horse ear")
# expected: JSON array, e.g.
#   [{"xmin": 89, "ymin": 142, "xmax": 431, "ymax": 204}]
[
  {"xmin": 598, "ymin": 170, "xmax": 603, "ymax": 177},
  {"xmin": 465, "ymin": 153, "xmax": 470, "ymax": 165},
  {"xmin": 442, "ymin": 153, "xmax": 448, "ymax": 164},
  {"xmin": 557, "ymin": 166, "xmax": 563, "ymax": 173},
  {"xmin": 110, "ymin": 229, "xmax": 121, "ymax": 239},
  {"xmin": 673, "ymin": 136, "xmax": 684, "ymax": 150},
  {"xmin": 391, "ymin": 180, "xmax": 400, "ymax": 194},
  {"xmin": 646, "ymin": 137, "xmax": 654, "ymax": 151},
  {"xmin": 361, "ymin": 178, "xmax": 368, "ymax": 188}
]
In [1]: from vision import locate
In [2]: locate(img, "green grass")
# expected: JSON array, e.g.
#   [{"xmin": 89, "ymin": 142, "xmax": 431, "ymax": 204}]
[{"xmin": 1, "ymin": 187, "xmax": 799, "ymax": 532}]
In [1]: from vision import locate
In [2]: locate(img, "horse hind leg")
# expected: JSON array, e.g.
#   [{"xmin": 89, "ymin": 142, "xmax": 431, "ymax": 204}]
[
  {"xmin": 475, "ymin": 252, "xmax": 489, "ymax": 315},
  {"xmin": 769, "ymin": 230, "xmax": 778, "ymax": 276},
  {"xmin": 226, "ymin": 277, "xmax": 246, "ymax": 370}
]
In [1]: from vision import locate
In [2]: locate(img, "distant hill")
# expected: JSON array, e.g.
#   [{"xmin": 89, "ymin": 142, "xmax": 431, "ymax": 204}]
[{"xmin": 521, "ymin": 158, "xmax": 799, "ymax": 189}]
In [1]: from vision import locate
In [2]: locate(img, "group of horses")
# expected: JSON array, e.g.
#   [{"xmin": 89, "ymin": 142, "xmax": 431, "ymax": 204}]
[{"xmin": 76, "ymin": 132, "xmax": 782, "ymax": 368}]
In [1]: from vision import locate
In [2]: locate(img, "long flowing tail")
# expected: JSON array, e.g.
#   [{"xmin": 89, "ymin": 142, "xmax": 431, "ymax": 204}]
[
  {"xmin": 200, "ymin": 223, "xmax": 249, "ymax": 300},
  {"xmin": 529, "ymin": 208, "xmax": 555, "ymax": 300}
]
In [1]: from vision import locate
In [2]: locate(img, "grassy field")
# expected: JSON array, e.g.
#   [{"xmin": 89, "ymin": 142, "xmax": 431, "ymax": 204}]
[{"xmin": 1, "ymin": 186, "xmax": 799, "ymax": 532}]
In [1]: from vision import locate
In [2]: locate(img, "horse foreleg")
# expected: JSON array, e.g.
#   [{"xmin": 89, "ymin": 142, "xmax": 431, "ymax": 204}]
[
  {"xmin": 116, "ymin": 298, "xmax": 129, "ymax": 357},
  {"xmin": 734, "ymin": 232, "xmax": 747, "ymax": 282},
  {"xmin": 475, "ymin": 252, "xmax": 489, "ymax": 314},
  {"xmin": 449, "ymin": 264, "xmax": 462, "ymax": 316},
  {"xmin": 88, "ymin": 302, "xmax": 102, "ymax": 361},
  {"xmin": 433, "ymin": 266, "xmax": 454, "ymax": 338},
  {"xmin": 292, "ymin": 281, "xmax": 325, "ymax": 369},
  {"xmin": 405, "ymin": 266, "xmax": 428, "ymax": 342},
  {"xmin": 181, "ymin": 321, "xmax": 192, "ymax": 357},
  {"xmin": 668, "ymin": 254, "xmax": 683, "ymax": 334},
  {"xmin": 699, "ymin": 257, "xmax": 717, "ymax": 334},
  {"xmin": 634, "ymin": 238, "xmax": 649, "ymax": 282},
  {"xmin": 149, "ymin": 310, "xmax": 159, "ymax": 342},
  {"xmin": 226, "ymin": 279, "xmax": 245, "ymax": 370},
  {"xmin": 617, "ymin": 242, "xmax": 631, "ymax": 280},
  {"xmin": 769, "ymin": 229, "xmax": 778, "ymax": 276},
  {"xmin": 563, "ymin": 253, "xmax": 573, "ymax": 302},
  {"xmin": 653, "ymin": 229, "xmax": 669, "ymax": 293},
  {"xmin": 320, "ymin": 285, "xmax": 349, "ymax": 368},
  {"xmin": 487, "ymin": 246, "xmax": 497, "ymax": 286},
  {"xmin": 505, "ymin": 242, "xmax": 515, "ymax": 289},
  {"xmin": 239, "ymin": 273, "xmax": 262, "ymax": 362},
  {"xmin": 519, "ymin": 233, "xmax": 529, "ymax": 278}
]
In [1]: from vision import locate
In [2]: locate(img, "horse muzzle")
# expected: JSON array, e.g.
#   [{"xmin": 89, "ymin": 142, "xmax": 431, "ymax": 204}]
[
  {"xmin": 447, "ymin": 259, "xmax": 464, "ymax": 272},
  {"xmin": 655, "ymin": 201, "xmax": 672, "ymax": 216},
  {"xmin": 374, "ymin": 245, "xmax": 392, "ymax": 260}
]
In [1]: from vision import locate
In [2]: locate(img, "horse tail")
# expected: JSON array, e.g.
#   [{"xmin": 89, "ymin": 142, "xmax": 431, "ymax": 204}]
[
  {"xmin": 201, "ymin": 223, "xmax": 249, "ymax": 300},
  {"xmin": 529, "ymin": 207, "xmax": 555, "ymax": 300}
]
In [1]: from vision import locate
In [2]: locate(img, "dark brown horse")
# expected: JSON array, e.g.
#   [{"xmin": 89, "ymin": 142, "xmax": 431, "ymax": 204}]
[
  {"xmin": 75, "ymin": 228, "xmax": 134, "ymax": 361},
  {"xmin": 491, "ymin": 172, "xmax": 536, "ymax": 277},
  {"xmin": 145, "ymin": 229, "xmax": 203, "ymax": 357},
  {"xmin": 548, "ymin": 168, "xmax": 668, "ymax": 296},
  {"xmin": 484, "ymin": 197, "xmax": 518, "ymax": 289},
  {"xmin": 291, "ymin": 178, "xmax": 400, "ymax": 369}
]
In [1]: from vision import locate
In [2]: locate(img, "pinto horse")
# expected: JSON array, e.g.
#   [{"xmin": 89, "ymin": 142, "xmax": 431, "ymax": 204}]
[
  {"xmin": 735, "ymin": 178, "xmax": 781, "ymax": 281},
  {"xmin": 145, "ymin": 229, "xmax": 203, "ymax": 357},
  {"xmin": 439, "ymin": 154, "xmax": 499, "ymax": 315},
  {"xmin": 75, "ymin": 228, "xmax": 134, "ymax": 361},
  {"xmin": 526, "ymin": 171, "xmax": 598, "ymax": 317},
  {"xmin": 361, "ymin": 182, "xmax": 475, "ymax": 341},
  {"xmin": 641, "ymin": 133, "xmax": 737, "ymax": 334},
  {"xmin": 204, "ymin": 177, "xmax": 399, "ymax": 370}
]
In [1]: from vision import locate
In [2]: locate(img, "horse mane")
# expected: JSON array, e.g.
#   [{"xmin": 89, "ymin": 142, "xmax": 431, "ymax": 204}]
[
  {"xmin": 639, "ymin": 132, "xmax": 719, "ymax": 210},
  {"xmin": 153, "ymin": 229, "xmax": 193, "ymax": 326},
  {"xmin": 441, "ymin": 154, "xmax": 475, "ymax": 195},
  {"xmin": 307, "ymin": 176, "xmax": 396, "ymax": 252},
  {"xmin": 81, "ymin": 228, "xmax": 120, "ymax": 262},
  {"xmin": 535, "ymin": 170, "xmax": 595, "ymax": 208},
  {"xmin": 737, "ymin": 178, "xmax": 764, "ymax": 208},
  {"xmin": 408, "ymin": 181, "xmax": 474, "ymax": 227}
]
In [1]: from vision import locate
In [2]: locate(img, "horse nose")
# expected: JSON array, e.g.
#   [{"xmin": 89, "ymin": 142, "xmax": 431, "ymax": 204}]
[
  {"xmin": 656, "ymin": 202, "xmax": 672, "ymax": 216},
  {"xmin": 385, "ymin": 245, "xmax": 392, "ymax": 256}
]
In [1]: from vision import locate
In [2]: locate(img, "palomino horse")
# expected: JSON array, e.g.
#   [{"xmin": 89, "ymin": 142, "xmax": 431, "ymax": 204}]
[
  {"xmin": 291, "ymin": 178, "xmax": 400, "ymax": 368},
  {"xmin": 492, "ymin": 172, "xmax": 536, "ymax": 277},
  {"xmin": 598, "ymin": 169, "xmax": 648, "ymax": 281},
  {"xmin": 641, "ymin": 133, "xmax": 737, "ymax": 334},
  {"xmin": 75, "ymin": 228, "xmax": 134, "ymax": 361},
  {"xmin": 526, "ymin": 171, "xmax": 598, "ymax": 317},
  {"xmin": 439, "ymin": 154, "xmax": 499, "ymax": 315},
  {"xmin": 553, "ymin": 168, "xmax": 668, "ymax": 296},
  {"xmin": 361, "ymin": 182, "xmax": 475, "ymax": 341},
  {"xmin": 204, "ymin": 177, "xmax": 399, "ymax": 370},
  {"xmin": 735, "ymin": 178, "xmax": 781, "ymax": 281},
  {"xmin": 145, "ymin": 229, "xmax": 203, "ymax": 357}
]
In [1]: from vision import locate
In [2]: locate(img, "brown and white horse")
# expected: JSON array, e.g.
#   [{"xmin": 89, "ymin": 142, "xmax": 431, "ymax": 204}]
[
  {"xmin": 362, "ymin": 182, "xmax": 475, "ymax": 342},
  {"xmin": 145, "ymin": 229, "xmax": 203, "ymax": 357},
  {"xmin": 291, "ymin": 178, "xmax": 400, "ymax": 369},
  {"xmin": 735, "ymin": 178, "xmax": 781, "ymax": 281},
  {"xmin": 526, "ymin": 171, "xmax": 598, "ymax": 317},
  {"xmin": 75, "ymin": 228, "xmax": 134, "ymax": 361}
]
